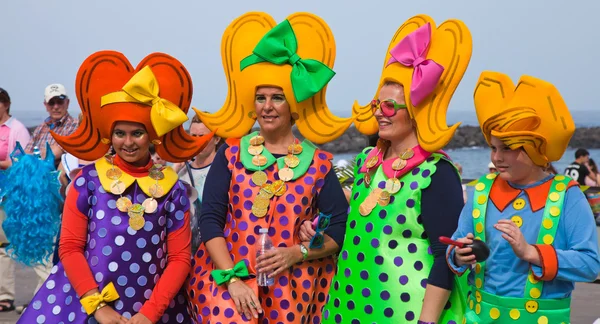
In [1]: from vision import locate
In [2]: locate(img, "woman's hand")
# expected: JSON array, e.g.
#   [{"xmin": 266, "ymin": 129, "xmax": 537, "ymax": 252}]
[
  {"xmin": 494, "ymin": 219, "xmax": 538, "ymax": 262},
  {"xmin": 298, "ymin": 221, "xmax": 316, "ymax": 242},
  {"xmin": 453, "ymin": 233, "xmax": 477, "ymax": 267},
  {"xmin": 93, "ymin": 305, "xmax": 128, "ymax": 324},
  {"xmin": 127, "ymin": 313, "xmax": 152, "ymax": 324},
  {"xmin": 256, "ymin": 246, "xmax": 303, "ymax": 278},
  {"xmin": 227, "ymin": 280, "xmax": 262, "ymax": 319}
]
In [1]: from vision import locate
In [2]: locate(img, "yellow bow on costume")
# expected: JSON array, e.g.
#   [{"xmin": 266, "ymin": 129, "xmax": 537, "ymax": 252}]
[
  {"xmin": 80, "ymin": 282, "xmax": 121, "ymax": 315},
  {"xmin": 101, "ymin": 66, "xmax": 189, "ymax": 137}
]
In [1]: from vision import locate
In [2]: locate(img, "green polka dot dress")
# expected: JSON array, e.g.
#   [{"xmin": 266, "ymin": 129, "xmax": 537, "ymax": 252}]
[{"xmin": 323, "ymin": 148, "xmax": 465, "ymax": 323}]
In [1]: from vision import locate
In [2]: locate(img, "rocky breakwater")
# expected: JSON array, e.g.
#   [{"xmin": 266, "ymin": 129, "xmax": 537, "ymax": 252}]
[
  {"xmin": 29, "ymin": 125, "xmax": 600, "ymax": 154},
  {"xmin": 295, "ymin": 125, "xmax": 600, "ymax": 154}
]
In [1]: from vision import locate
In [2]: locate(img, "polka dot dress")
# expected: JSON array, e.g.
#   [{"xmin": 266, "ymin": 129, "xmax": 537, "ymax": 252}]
[
  {"xmin": 322, "ymin": 149, "xmax": 464, "ymax": 323},
  {"xmin": 187, "ymin": 142, "xmax": 336, "ymax": 324},
  {"xmin": 18, "ymin": 165, "xmax": 192, "ymax": 323}
]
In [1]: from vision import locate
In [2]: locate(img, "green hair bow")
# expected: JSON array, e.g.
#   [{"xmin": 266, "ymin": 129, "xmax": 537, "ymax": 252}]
[{"xmin": 240, "ymin": 19, "xmax": 335, "ymax": 103}]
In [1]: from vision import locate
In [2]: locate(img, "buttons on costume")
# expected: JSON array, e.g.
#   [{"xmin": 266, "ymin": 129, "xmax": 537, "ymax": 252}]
[
  {"xmin": 555, "ymin": 182, "xmax": 566, "ymax": 192},
  {"xmin": 509, "ymin": 309, "xmax": 521, "ymax": 320},
  {"xmin": 475, "ymin": 182, "xmax": 486, "ymax": 191},
  {"xmin": 472, "ymin": 209, "xmax": 481, "ymax": 218},
  {"xmin": 475, "ymin": 278, "xmax": 482, "ymax": 288},
  {"xmin": 512, "ymin": 198, "xmax": 526, "ymax": 210},
  {"xmin": 549, "ymin": 192, "xmax": 560, "ymax": 202},
  {"xmin": 549, "ymin": 206, "xmax": 560, "ymax": 217},
  {"xmin": 529, "ymin": 287, "xmax": 541, "ymax": 299},
  {"xmin": 542, "ymin": 234, "xmax": 554, "ymax": 245},
  {"xmin": 476, "ymin": 195, "xmax": 487, "ymax": 204},
  {"xmin": 511, "ymin": 216, "xmax": 523, "ymax": 227},
  {"xmin": 542, "ymin": 219, "xmax": 553, "ymax": 229},
  {"xmin": 537, "ymin": 315, "xmax": 549, "ymax": 324},
  {"xmin": 475, "ymin": 223, "xmax": 484, "ymax": 234},
  {"xmin": 489, "ymin": 307, "xmax": 500, "ymax": 319},
  {"xmin": 486, "ymin": 173, "xmax": 497, "ymax": 180},
  {"xmin": 475, "ymin": 290, "xmax": 482, "ymax": 302},
  {"xmin": 525, "ymin": 300, "xmax": 539, "ymax": 313},
  {"xmin": 528, "ymin": 273, "xmax": 539, "ymax": 284}
]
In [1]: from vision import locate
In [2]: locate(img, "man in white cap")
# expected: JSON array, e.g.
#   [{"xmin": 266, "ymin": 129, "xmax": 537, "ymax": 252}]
[
  {"xmin": 25, "ymin": 84, "xmax": 78, "ymax": 162},
  {"xmin": 12, "ymin": 84, "xmax": 78, "ymax": 314}
]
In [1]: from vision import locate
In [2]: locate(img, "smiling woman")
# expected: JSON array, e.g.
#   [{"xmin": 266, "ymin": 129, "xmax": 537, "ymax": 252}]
[
  {"xmin": 16, "ymin": 51, "xmax": 214, "ymax": 324},
  {"xmin": 111, "ymin": 122, "xmax": 151, "ymax": 167},
  {"xmin": 187, "ymin": 12, "xmax": 350, "ymax": 324}
]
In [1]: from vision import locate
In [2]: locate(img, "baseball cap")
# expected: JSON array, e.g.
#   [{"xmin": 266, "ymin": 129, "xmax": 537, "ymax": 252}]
[
  {"xmin": 44, "ymin": 84, "xmax": 68, "ymax": 102},
  {"xmin": 488, "ymin": 162, "xmax": 496, "ymax": 169}
]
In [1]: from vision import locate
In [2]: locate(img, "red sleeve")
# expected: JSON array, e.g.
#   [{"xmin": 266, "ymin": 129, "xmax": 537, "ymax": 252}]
[
  {"xmin": 58, "ymin": 180, "xmax": 98, "ymax": 296},
  {"xmin": 139, "ymin": 211, "xmax": 192, "ymax": 323},
  {"xmin": 531, "ymin": 244, "xmax": 559, "ymax": 281}
]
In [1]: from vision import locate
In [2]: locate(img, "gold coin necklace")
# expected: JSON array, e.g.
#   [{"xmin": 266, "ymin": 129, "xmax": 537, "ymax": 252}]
[
  {"xmin": 363, "ymin": 139, "xmax": 389, "ymax": 187},
  {"xmin": 105, "ymin": 155, "xmax": 162, "ymax": 231},
  {"xmin": 249, "ymin": 137, "xmax": 301, "ymax": 218},
  {"xmin": 359, "ymin": 147, "xmax": 414, "ymax": 216},
  {"xmin": 249, "ymin": 135, "xmax": 268, "ymax": 186}
]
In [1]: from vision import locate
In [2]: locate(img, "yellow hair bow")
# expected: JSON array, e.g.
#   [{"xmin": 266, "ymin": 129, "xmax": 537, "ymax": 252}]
[
  {"xmin": 80, "ymin": 282, "xmax": 120, "ymax": 315},
  {"xmin": 101, "ymin": 66, "xmax": 189, "ymax": 137}
]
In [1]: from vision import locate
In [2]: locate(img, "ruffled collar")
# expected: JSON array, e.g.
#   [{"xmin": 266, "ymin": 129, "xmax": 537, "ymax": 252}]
[{"xmin": 95, "ymin": 154, "xmax": 177, "ymax": 198}]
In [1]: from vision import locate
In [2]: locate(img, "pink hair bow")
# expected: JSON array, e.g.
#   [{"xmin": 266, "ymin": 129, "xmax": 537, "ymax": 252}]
[{"xmin": 386, "ymin": 23, "xmax": 444, "ymax": 106}]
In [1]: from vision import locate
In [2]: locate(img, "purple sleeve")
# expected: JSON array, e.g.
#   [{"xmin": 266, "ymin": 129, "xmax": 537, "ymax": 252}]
[
  {"xmin": 198, "ymin": 144, "xmax": 231, "ymax": 243},
  {"xmin": 72, "ymin": 167, "xmax": 92, "ymax": 216},
  {"xmin": 421, "ymin": 159, "xmax": 464, "ymax": 290},
  {"xmin": 166, "ymin": 181, "xmax": 191, "ymax": 233}
]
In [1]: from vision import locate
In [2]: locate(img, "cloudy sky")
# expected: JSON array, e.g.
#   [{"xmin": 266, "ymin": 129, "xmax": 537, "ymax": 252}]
[{"xmin": 2, "ymin": 0, "xmax": 597, "ymax": 127}]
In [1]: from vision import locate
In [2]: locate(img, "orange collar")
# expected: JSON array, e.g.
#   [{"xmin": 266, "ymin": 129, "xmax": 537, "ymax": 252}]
[{"xmin": 489, "ymin": 176, "xmax": 578, "ymax": 212}]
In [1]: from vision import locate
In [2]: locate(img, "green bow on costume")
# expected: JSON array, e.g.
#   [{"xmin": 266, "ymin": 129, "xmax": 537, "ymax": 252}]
[
  {"xmin": 239, "ymin": 19, "xmax": 335, "ymax": 103},
  {"xmin": 210, "ymin": 261, "xmax": 249, "ymax": 285}
]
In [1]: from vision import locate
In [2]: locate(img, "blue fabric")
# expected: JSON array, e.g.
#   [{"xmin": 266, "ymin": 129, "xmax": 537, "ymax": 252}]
[
  {"xmin": 0, "ymin": 143, "xmax": 63, "ymax": 265},
  {"xmin": 447, "ymin": 175, "xmax": 600, "ymax": 299}
]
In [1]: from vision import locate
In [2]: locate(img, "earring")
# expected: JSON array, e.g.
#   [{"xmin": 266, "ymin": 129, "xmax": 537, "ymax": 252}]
[
  {"xmin": 152, "ymin": 139, "xmax": 162, "ymax": 145},
  {"xmin": 101, "ymin": 138, "xmax": 111, "ymax": 145},
  {"xmin": 248, "ymin": 111, "xmax": 257, "ymax": 120}
]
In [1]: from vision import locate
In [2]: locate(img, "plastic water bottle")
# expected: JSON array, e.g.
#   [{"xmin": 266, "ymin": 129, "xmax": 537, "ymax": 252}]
[{"xmin": 256, "ymin": 228, "xmax": 275, "ymax": 286}]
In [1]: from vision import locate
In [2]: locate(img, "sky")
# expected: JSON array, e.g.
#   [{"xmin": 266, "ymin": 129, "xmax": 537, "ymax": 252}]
[{"xmin": 2, "ymin": 0, "xmax": 598, "ymax": 127}]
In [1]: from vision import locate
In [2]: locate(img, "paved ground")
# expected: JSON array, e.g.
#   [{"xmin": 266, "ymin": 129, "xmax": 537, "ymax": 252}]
[{"xmin": 2, "ymin": 229, "xmax": 600, "ymax": 323}]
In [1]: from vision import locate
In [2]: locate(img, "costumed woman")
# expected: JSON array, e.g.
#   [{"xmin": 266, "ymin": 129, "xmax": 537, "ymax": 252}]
[
  {"xmin": 17, "ymin": 51, "xmax": 214, "ymax": 324},
  {"xmin": 446, "ymin": 72, "xmax": 600, "ymax": 323},
  {"xmin": 187, "ymin": 12, "xmax": 351, "ymax": 324},
  {"xmin": 313, "ymin": 15, "xmax": 473, "ymax": 323}
]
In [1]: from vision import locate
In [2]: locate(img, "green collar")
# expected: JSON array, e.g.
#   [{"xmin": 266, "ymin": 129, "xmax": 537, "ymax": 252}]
[{"xmin": 239, "ymin": 131, "xmax": 316, "ymax": 181}]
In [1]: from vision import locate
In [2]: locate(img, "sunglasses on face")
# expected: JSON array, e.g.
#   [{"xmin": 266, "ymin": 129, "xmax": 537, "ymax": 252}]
[
  {"xmin": 371, "ymin": 99, "xmax": 407, "ymax": 118},
  {"xmin": 47, "ymin": 97, "xmax": 66, "ymax": 106},
  {"xmin": 309, "ymin": 213, "xmax": 331, "ymax": 249}
]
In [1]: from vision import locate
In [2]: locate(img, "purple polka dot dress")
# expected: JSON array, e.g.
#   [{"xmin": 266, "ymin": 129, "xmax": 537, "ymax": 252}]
[{"xmin": 17, "ymin": 164, "xmax": 192, "ymax": 324}]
